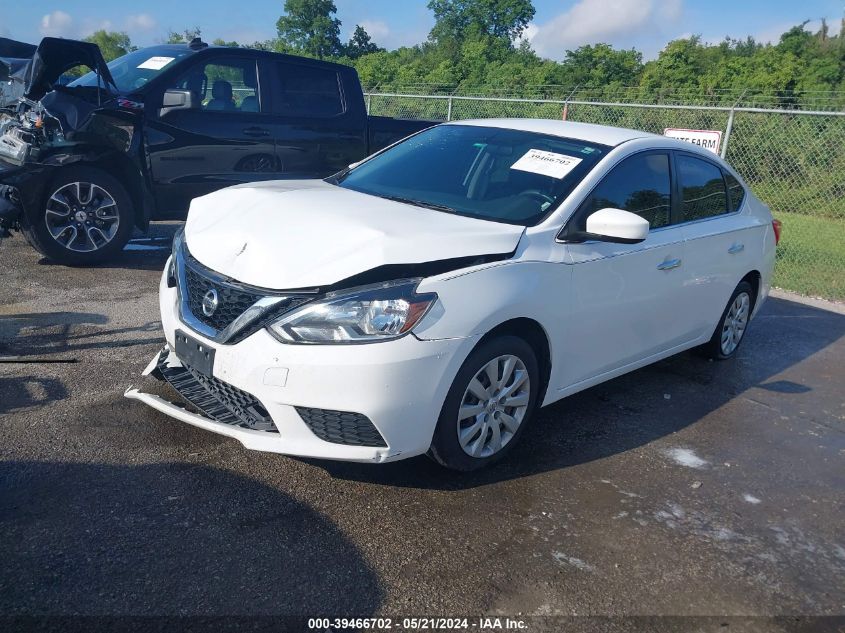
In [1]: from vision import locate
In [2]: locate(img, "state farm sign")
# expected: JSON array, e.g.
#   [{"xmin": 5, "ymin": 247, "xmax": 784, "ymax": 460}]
[{"xmin": 664, "ymin": 128, "xmax": 723, "ymax": 154}]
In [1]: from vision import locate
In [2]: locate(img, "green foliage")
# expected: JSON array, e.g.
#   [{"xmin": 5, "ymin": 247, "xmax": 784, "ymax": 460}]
[
  {"xmin": 427, "ymin": 0, "xmax": 535, "ymax": 42},
  {"xmin": 276, "ymin": 0, "xmax": 342, "ymax": 59},
  {"xmin": 83, "ymin": 30, "xmax": 135, "ymax": 62},
  {"xmin": 166, "ymin": 27, "xmax": 202, "ymax": 44}
]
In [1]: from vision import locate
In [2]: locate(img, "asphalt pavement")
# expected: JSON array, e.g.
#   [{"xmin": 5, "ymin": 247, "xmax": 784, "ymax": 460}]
[{"xmin": 1, "ymin": 224, "xmax": 844, "ymax": 629}]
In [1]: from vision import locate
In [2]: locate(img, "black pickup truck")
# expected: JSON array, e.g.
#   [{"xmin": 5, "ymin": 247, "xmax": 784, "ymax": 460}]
[{"xmin": 0, "ymin": 37, "xmax": 434, "ymax": 264}]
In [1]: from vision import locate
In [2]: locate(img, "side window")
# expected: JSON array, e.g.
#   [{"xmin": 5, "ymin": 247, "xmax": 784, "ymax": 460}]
[
  {"xmin": 169, "ymin": 57, "xmax": 260, "ymax": 113},
  {"xmin": 274, "ymin": 62, "xmax": 344, "ymax": 118},
  {"xmin": 577, "ymin": 153, "xmax": 672, "ymax": 229},
  {"xmin": 677, "ymin": 154, "xmax": 728, "ymax": 221},
  {"xmin": 725, "ymin": 171, "xmax": 745, "ymax": 211}
]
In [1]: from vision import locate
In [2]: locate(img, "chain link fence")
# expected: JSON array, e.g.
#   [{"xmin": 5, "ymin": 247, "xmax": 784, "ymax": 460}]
[{"xmin": 366, "ymin": 92, "xmax": 845, "ymax": 301}]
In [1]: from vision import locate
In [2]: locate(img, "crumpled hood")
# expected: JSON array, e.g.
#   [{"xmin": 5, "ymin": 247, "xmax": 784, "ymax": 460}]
[{"xmin": 184, "ymin": 179, "xmax": 525, "ymax": 289}]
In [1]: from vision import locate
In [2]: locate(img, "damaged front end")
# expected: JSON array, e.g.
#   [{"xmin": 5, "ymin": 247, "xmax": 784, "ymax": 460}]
[{"xmin": 0, "ymin": 37, "xmax": 135, "ymax": 236}]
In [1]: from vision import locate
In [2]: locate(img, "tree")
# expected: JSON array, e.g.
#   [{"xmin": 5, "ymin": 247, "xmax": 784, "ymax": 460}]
[
  {"xmin": 428, "ymin": 0, "xmax": 535, "ymax": 43},
  {"xmin": 345, "ymin": 25, "xmax": 384, "ymax": 59},
  {"xmin": 212, "ymin": 38, "xmax": 241, "ymax": 48},
  {"xmin": 563, "ymin": 44, "xmax": 643, "ymax": 88},
  {"xmin": 84, "ymin": 30, "xmax": 134, "ymax": 62},
  {"xmin": 166, "ymin": 27, "xmax": 202, "ymax": 44},
  {"xmin": 276, "ymin": 0, "xmax": 342, "ymax": 59}
]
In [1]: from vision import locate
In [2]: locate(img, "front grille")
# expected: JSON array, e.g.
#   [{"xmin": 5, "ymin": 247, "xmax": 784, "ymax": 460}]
[
  {"xmin": 184, "ymin": 259, "xmax": 263, "ymax": 332},
  {"xmin": 296, "ymin": 407, "xmax": 386, "ymax": 447},
  {"xmin": 157, "ymin": 350, "xmax": 277, "ymax": 433}
]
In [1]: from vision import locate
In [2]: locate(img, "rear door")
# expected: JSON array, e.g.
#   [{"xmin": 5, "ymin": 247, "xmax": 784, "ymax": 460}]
[
  {"xmin": 674, "ymin": 152, "xmax": 758, "ymax": 338},
  {"xmin": 558, "ymin": 151, "xmax": 696, "ymax": 388},
  {"xmin": 145, "ymin": 52, "xmax": 279, "ymax": 214},
  {"xmin": 261, "ymin": 59, "xmax": 367, "ymax": 178}
]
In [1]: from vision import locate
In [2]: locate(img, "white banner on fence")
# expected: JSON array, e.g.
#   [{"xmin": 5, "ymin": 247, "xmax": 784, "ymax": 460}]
[{"xmin": 664, "ymin": 128, "xmax": 723, "ymax": 154}]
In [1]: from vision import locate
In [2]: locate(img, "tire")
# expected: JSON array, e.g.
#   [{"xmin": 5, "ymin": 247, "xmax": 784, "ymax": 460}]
[
  {"xmin": 698, "ymin": 281, "xmax": 755, "ymax": 360},
  {"xmin": 21, "ymin": 166, "xmax": 134, "ymax": 265},
  {"xmin": 428, "ymin": 335, "xmax": 540, "ymax": 471}
]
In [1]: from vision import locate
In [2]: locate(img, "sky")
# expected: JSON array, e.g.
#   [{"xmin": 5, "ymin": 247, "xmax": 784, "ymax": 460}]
[{"xmin": 1, "ymin": 0, "xmax": 843, "ymax": 60}]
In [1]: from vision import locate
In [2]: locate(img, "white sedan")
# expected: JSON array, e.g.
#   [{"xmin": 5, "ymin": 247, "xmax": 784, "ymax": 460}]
[{"xmin": 127, "ymin": 119, "xmax": 778, "ymax": 471}]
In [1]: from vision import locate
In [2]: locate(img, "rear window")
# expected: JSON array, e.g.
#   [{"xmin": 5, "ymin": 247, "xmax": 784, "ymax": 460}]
[
  {"xmin": 677, "ymin": 154, "xmax": 728, "ymax": 222},
  {"xmin": 725, "ymin": 172, "xmax": 746, "ymax": 211},
  {"xmin": 274, "ymin": 62, "xmax": 343, "ymax": 117}
]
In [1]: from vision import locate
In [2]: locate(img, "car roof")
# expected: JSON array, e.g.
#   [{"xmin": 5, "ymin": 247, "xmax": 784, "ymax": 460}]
[{"xmin": 448, "ymin": 118, "xmax": 660, "ymax": 147}]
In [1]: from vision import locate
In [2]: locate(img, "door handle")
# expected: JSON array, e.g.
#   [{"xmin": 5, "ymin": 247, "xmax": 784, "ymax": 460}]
[
  {"xmin": 728, "ymin": 243, "xmax": 745, "ymax": 254},
  {"xmin": 242, "ymin": 127, "xmax": 270, "ymax": 137},
  {"xmin": 657, "ymin": 258, "xmax": 682, "ymax": 271}
]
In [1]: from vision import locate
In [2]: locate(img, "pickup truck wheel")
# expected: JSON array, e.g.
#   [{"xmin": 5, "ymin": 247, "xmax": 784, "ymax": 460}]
[
  {"xmin": 428, "ymin": 336, "xmax": 539, "ymax": 471},
  {"xmin": 21, "ymin": 166, "xmax": 134, "ymax": 265}
]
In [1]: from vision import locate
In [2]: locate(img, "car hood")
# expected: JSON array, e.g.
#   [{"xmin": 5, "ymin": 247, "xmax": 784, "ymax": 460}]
[
  {"xmin": 21, "ymin": 37, "xmax": 116, "ymax": 101},
  {"xmin": 184, "ymin": 180, "xmax": 525, "ymax": 290}
]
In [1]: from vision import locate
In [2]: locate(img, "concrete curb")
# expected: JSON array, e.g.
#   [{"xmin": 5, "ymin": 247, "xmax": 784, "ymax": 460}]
[{"xmin": 770, "ymin": 288, "xmax": 845, "ymax": 315}]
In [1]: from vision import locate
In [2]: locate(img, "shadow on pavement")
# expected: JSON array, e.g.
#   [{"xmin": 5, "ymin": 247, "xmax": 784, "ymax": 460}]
[
  {"xmin": 0, "ymin": 461, "xmax": 383, "ymax": 616},
  {"xmin": 0, "ymin": 312, "xmax": 160, "ymax": 358},
  {"xmin": 314, "ymin": 296, "xmax": 845, "ymax": 490},
  {"xmin": 0, "ymin": 375, "xmax": 69, "ymax": 414}
]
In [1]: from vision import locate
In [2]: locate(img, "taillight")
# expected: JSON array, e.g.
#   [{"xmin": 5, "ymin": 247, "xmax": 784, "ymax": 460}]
[{"xmin": 772, "ymin": 219, "xmax": 782, "ymax": 245}]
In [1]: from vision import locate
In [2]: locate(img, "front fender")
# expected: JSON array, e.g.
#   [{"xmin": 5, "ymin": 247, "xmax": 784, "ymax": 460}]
[{"xmin": 414, "ymin": 259, "xmax": 570, "ymax": 345}]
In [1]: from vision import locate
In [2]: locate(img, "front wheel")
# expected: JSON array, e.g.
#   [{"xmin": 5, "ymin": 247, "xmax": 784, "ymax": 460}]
[
  {"xmin": 429, "ymin": 335, "xmax": 540, "ymax": 471},
  {"xmin": 21, "ymin": 166, "xmax": 134, "ymax": 265},
  {"xmin": 698, "ymin": 281, "xmax": 755, "ymax": 360}
]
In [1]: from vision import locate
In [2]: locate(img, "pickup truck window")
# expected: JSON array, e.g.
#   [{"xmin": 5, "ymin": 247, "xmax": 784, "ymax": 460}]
[
  {"xmin": 274, "ymin": 62, "xmax": 344, "ymax": 118},
  {"xmin": 334, "ymin": 124, "xmax": 607, "ymax": 226},
  {"xmin": 169, "ymin": 58, "xmax": 261, "ymax": 113}
]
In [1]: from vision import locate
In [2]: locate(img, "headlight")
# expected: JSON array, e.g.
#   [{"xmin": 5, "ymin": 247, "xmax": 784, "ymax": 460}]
[{"xmin": 267, "ymin": 279, "xmax": 436, "ymax": 344}]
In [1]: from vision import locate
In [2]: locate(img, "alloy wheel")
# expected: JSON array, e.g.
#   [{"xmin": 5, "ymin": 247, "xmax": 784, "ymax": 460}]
[
  {"xmin": 720, "ymin": 291, "xmax": 750, "ymax": 355},
  {"xmin": 457, "ymin": 354, "xmax": 531, "ymax": 458},
  {"xmin": 44, "ymin": 181, "xmax": 120, "ymax": 253}
]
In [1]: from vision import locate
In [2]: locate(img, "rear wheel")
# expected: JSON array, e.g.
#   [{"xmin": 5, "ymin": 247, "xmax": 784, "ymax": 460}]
[
  {"xmin": 21, "ymin": 166, "xmax": 134, "ymax": 265},
  {"xmin": 429, "ymin": 335, "xmax": 540, "ymax": 471},
  {"xmin": 699, "ymin": 281, "xmax": 754, "ymax": 360}
]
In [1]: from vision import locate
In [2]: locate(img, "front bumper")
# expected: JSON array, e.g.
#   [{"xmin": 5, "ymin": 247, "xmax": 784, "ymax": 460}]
[{"xmin": 126, "ymin": 264, "xmax": 477, "ymax": 463}]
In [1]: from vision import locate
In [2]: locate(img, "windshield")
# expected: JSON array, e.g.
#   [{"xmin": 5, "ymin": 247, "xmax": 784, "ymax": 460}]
[
  {"xmin": 69, "ymin": 47, "xmax": 192, "ymax": 93},
  {"xmin": 334, "ymin": 124, "xmax": 608, "ymax": 226}
]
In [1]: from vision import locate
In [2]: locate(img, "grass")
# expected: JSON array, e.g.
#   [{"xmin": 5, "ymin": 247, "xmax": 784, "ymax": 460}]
[{"xmin": 772, "ymin": 211, "xmax": 845, "ymax": 301}]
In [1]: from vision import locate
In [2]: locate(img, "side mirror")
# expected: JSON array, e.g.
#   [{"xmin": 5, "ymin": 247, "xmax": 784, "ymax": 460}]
[
  {"xmin": 562, "ymin": 208, "xmax": 649, "ymax": 244},
  {"xmin": 159, "ymin": 89, "xmax": 197, "ymax": 116},
  {"xmin": 585, "ymin": 208, "xmax": 649, "ymax": 243}
]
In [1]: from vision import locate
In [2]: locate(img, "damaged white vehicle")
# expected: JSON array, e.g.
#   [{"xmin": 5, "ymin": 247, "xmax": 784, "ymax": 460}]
[{"xmin": 127, "ymin": 119, "xmax": 778, "ymax": 470}]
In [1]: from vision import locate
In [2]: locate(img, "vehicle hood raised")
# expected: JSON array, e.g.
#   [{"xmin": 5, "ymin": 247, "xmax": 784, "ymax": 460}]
[
  {"xmin": 184, "ymin": 180, "xmax": 525, "ymax": 290},
  {"xmin": 21, "ymin": 37, "xmax": 116, "ymax": 101}
]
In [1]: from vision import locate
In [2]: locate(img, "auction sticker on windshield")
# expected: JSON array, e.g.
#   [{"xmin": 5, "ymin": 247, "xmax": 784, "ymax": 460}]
[
  {"xmin": 137, "ymin": 56, "xmax": 175, "ymax": 70},
  {"xmin": 511, "ymin": 149, "xmax": 583, "ymax": 179}
]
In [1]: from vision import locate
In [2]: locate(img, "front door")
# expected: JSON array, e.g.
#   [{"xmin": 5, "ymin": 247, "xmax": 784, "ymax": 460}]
[
  {"xmin": 557, "ymin": 151, "xmax": 696, "ymax": 389},
  {"xmin": 146, "ymin": 53, "xmax": 279, "ymax": 214}
]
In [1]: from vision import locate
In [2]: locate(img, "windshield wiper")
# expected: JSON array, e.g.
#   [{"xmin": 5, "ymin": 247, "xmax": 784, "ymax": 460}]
[
  {"xmin": 324, "ymin": 166, "xmax": 351, "ymax": 185},
  {"xmin": 376, "ymin": 194, "xmax": 456, "ymax": 214}
]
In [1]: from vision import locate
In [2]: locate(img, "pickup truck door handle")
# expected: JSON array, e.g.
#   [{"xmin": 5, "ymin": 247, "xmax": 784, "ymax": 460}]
[
  {"xmin": 728, "ymin": 243, "xmax": 745, "ymax": 254},
  {"xmin": 657, "ymin": 258, "xmax": 682, "ymax": 271},
  {"xmin": 242, "ymin": 127, "xmax": 270, "ymax": 137}
]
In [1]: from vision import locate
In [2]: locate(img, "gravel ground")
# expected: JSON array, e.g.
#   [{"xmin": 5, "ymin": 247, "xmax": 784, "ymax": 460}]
[{"xmin": 1, "ymin": 224, "xmax": 844, "ymax": 630}]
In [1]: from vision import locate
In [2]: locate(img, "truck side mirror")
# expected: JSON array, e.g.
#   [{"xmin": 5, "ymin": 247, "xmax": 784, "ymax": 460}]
[{"xmin": 160, "ymin": 89, "xmax": 197, "ymax": 117}]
